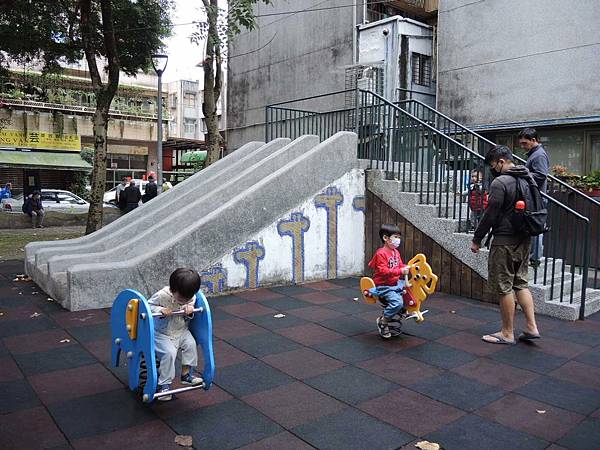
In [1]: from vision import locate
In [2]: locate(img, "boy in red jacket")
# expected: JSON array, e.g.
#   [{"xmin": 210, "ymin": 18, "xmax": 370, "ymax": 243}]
[{"xmin": 368, "ymin": 224, "xmax": 410, "ymax": 339}]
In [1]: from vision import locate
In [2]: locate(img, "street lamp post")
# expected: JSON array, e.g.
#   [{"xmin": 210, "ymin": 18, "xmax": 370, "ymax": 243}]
[{"xmin": 151, "ymin": 54, "xmax": 168, "ymax": 191}]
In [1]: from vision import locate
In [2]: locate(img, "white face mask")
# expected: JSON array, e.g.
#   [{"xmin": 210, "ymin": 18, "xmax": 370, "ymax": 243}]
[{"xmin": 390, "ymin": 237, "xmax": 401, "ymax": 248}]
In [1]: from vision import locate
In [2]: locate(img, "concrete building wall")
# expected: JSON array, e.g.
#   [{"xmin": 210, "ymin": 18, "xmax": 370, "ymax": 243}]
[
  {"xmin": 437, "ymin": 0, "xmax": 600, "ymax": 126},
  {"xmin": 226, "ymin": 0, "xmax": 359, "ymax": 150}
]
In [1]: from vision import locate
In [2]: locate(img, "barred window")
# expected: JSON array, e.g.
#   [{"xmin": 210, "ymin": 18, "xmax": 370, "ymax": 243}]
[{"xmin": 412, "ymin": 53, "xmax": 432, "ymax": 87}]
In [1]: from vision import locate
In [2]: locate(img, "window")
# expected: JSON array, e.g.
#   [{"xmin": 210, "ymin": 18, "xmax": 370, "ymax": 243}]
[
  {"xmin": 57, "ymin": 193, "xmax": 83, "ymax": 205},
  {"xmin": 169, "ymin": 94, "xmax": 177, "ymax": 108},
  {"xmin": 183, "ymin": 93, "xmax": 196, "ymax": 107},
  {"xmin": 412, "ymin": 53, "xmax": 432, "ymax": 87},
  {"xmin": 41, "ymin": 192, "xmax": 57, "ymax": 202},
  {"xmin": 184, "ymin": 118, "xmax": 197, "ymax": 137}
]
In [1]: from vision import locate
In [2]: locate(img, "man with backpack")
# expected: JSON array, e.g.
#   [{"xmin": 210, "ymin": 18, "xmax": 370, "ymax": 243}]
[{"xmin": 471, "ymin": 145, "xmax": 542, "ymax": 345}]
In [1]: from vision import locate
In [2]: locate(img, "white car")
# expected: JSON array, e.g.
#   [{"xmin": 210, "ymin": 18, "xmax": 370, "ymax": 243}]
[
  {"xmin": 103, "ymin": 179, "xmax": 147, "ymax": 205},
  {"xmin": 1, "ymin": 189, "xmax": 90, "ymax": 214}
]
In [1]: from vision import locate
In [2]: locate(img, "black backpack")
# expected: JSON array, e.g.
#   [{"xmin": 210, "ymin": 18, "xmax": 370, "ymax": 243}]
[{"xmin": 509, "ymin": 174, "xmax": 548, "ymax": 236}]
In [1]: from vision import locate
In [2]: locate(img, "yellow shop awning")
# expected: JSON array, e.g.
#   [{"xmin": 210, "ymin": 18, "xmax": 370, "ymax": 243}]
[{"xmin": 0, "ymin": 150, "xmax": 92, "ymax": 171}]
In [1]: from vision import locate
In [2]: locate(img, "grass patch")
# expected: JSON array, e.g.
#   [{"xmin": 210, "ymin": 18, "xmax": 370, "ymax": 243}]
[{"xmin": 0, "ymin": 227, "xmax": 84, "ymax": 260}]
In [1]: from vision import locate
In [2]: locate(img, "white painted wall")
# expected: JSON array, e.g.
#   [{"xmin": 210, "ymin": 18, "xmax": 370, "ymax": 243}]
[{"xmin": 200, "ymin": 169, "xmax": 365, "ymax": 294}]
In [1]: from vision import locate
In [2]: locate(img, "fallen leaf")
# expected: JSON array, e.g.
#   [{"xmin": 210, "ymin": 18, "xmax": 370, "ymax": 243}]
[
  {"xmin": 60, "ymin": 339, "xmax": 71, "ymax": 343},
  {"xmin": 415, "ymin": 441, "xmax": 441, "ymax": 450},
  {"xmin": 353, "ymin": 297, "xmax": 359, "ymax": 301},
  {"xmin": 450, "ymin": 310, "xmax": 456, "ymax": 314},
  {"xmin": 174, "ymin": 435, "xmax": 193, "ymax": 447},
  {"xmin": 30, "ymin": 312, "xmax": 41, "ymax": 318},
  {"xmin": 273, "ymin": 313, "xmax": 286, "ymax": 318},
  {"xmin": 536, "ymin": 409, "xmax": 546, "ymax": 414},
  {"xmin": 47, "ymin": 297, "xmax": 54, "ymax": 302},
  {"xmin": 0, "ymin": 312, "xmax": 4, "ymax": 316},
  {"xmin": 18, "ymin": 292, "xmax": 23, "ymax": 295}
]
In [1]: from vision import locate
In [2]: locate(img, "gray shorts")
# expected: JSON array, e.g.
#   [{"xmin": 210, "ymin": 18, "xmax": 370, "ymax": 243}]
[{"xmin": 488, "ymin": 238, "xmax": 531, "ymax": 295}]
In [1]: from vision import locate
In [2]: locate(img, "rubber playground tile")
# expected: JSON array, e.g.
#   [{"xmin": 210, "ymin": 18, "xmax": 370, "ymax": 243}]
[
  {"xmin": 71, "ymin": 420, "xmax": 181, "ymax": 450},
  {"xmin": 49, "ymin": 309, "xmax": 110, "ymax": 328},
  {"xmin": 275, "ymin": 322, "xmax": 345, "ymax": 346},
  {"xmin": 0, "ymin": 356, "xmax": 23, "ymax": 382},
  {"xmin": 435, "ymin": 331, "xmax": 506, "ymax": 357},
  {"xmin": 475, "ymin": 393, "xmax": 585, "ymax": 442},
  {"xmin": 261, "ymin": 347, "xmax": 346, "ymax": 380},
  {"xmin": 292, "ymin": 407, "xmax": 414, "ymax": 450},
  {"xmin": 411, "ymin": 372, "xmax": 506, "ymax": 412},
  {"xmin": 427, "ymin": 311, "xmax": 487, "ymax": 331},
  {"xmin": 0, "ymin": 406, "xmax": 68, "ymax": 450},
  {"xmin": 489, "ymin": 345, "xmax": 569, "ymax": 374},
  {"xmin": 550, "ymin": 360, "xmax": 600, "ymax": 389},
  {"xmin": 220, "ymin": 302, "xmax": 278, "ymax": 318},
  {"xmin": 212, "ymin": 317, "xmax": 265, "ymax": 340},
  {"xmin": 454, "ymin": 305, "xmax": 501, "ymax": 323},
  {"xmin": 214, "ymin": 359, "xmax": 295, "ymax": 397},
  {"xmin": 13, "ymin": 344, "xmax": 96, "ymax": 376},
  {"xmin": 451, "ymin": 358, "xmax": 540, "ymax": 391},
  {"xmin": 425, "ymin": 414, "xmax": 548, "ymax": 450},
  {"xmin": 242, "ymin": 381, "xmax": 346, "ymax": 428},
  {"xmin": 209, "ymin": 307, "xmax": 237, "ymax": 321},
  {"xmin": 207, "ymin": 294, "xmax": 247, "ymax": 307},
  {"xmin": 544, "ymin": 325, "xmax": 600, "ymax": 346},
  {"xmin": 399, "ymin": 342, "xmax": 478, "ymax": 370},
  {"xmin": 2, "ymin": 328, "xmax": 76, "ymax": 355},
  {"xmin": 358, "ymin": 387, "xmax": 466, "ymax": 436},
  {"xmin": 80, "ymin": 338, "xmax": 111, "ymax": 364},
  {"xmin": 256, "ymin": 295, "xmax": 314, "ymax": 311},
  {"xmin": 0, "ymin": 338, "xmax": 8, "ymax": 357},
  {"xmin": 0, "ymin": 315, "xmax": 58, "ymax": 338},
  {"xmin": 269, "ymin": 285, "xmax": 317, "ymax": 296},
  {"xmin": 0, "ymin": 305, "xmax": 45, "ymax": 320},
  {"xmin": 328, "ymin": 277, "xmax": 361, "ymax": 288},
  {"xmin": 322, "ymin": 299, "xmax": 374, "ymax": 315},
  {"xmin": 319, "ymin": 315, "xmax": 375, "ymax": 336},
  {"xmin": 301, "ymin": 280, "xmax": 341, "ymax": 290},
  {"xmin": 166, "ymin": 399, "xmax": 282, "ymax": 450},
  {"xmin": 356, "ymin": 353, "xmax": 442, "ymax": 386},
  {"xmin": 353, "ymin": 332, "xmax": 427, "ymax": 352},
  {"xmin": 325, "ymin": 287, "xmax": 363, "ymax": 300},
  {"xmin": 304, "ymin": 366, "xmax": 397, "ymax": 405},
  {"xmin": 246, "ymin": 313, "xmax": 308, "ymax": 330},
  {"xmin": 65, "ymin": 322, "xmax": 112, "ymax": 343},
  {"xmin": 293, "ymin": 292, "xmax": 345, "ymax": 305},
  {"xmin": 28, "ymin": 363, "xmax": 122, "ymax": 405},
  {"xmin": 575, "ymin": 346, "xmax": 600, "ymax": 368},
  {"xmin": 151, "ymin": 385, "xmax": 233, "ymax": 419},
  {"xmin": 510, "ymin": 335, "xmax": 591, "ymax": 359},
  {"xmin": 0, "ymin": 378, "xmax": 41, "ymax": 414},
  {"xmin": 287, "ymin": 305, "xmax": 346, "ymax": 322},
  {"xmin": 212, "ymin": 340, "xmax": 253, "ymax": 368},
  {"xmin": 557, "ymin": 418, "xmax": 600, "ymax": 450},
  {"xmin": 237, "ymin": 431, "xmax": 315, "ymax": 450},
  {"xmin": 400, "ymin": 320, "xmax": 458, "ymax": 341},
  {"xmin": 234, "ymin": 288, "xmax": 284, "ymax": 301},
  {"xmin": 311, "ymin": 336, "xmax": 390, "ymax": 363},
  {"xmin": 515, "ymin": 377, "xmax": 600, "ymax": 415},
  {"xmin": 227, "ymin": 331, "xmax": 302, "ymax": 358}
]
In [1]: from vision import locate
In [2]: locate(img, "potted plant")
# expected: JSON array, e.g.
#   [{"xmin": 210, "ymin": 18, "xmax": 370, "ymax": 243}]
[{"xmin": 581, "ymin": 169, "xmax": 600, "ymax": 197}]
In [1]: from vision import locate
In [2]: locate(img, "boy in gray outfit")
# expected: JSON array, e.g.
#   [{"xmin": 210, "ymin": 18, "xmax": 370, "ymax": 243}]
[{"xmin": 149, "ymin": 268, "xmax": 204, "ymax": 401}]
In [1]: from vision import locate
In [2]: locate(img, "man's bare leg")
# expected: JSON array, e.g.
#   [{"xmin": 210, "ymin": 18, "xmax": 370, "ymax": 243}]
[
  {"xmin": 482, "ymin": 292, "xmax": 516, "ymax": 343},
  {"xmin": 515, "ymin": 288, "xmax": 540, "ymax": 336}
]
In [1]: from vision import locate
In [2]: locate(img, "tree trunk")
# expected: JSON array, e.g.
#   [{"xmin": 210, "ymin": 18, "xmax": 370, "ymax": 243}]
[
  {"xmin": 202, "ymin": 0, "xmax": 222, "ymax": 166},
  {"xmin": 85, "ymin": 108, "xmax": 109, "ymax": 234}
]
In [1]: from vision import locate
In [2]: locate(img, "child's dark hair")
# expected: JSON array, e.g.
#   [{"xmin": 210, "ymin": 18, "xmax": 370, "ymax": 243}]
[
  {"xmin": 169, "ymin": 268, "xmax": 201, "ymax": 299},
  {"xmin": 379, "ymin": 224, "xmax": 401, "ymax": 242}
]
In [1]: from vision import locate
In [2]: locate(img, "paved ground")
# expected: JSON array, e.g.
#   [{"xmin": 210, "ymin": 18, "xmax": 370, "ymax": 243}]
[{"xmin": 1, "ymin": 259, "xmax": 599, "ymax": 450}]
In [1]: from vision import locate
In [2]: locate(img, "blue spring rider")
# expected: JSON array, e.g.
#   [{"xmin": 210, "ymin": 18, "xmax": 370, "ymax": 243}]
[{"xmin": 110, "ymin": 288, "xmax": 215, "ymax": 403}]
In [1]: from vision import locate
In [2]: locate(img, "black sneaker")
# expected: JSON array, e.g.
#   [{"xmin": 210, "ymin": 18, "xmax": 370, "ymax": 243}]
[{"xmin": 376, "ymin": 317, "xmax": 392, "ymax": 339}]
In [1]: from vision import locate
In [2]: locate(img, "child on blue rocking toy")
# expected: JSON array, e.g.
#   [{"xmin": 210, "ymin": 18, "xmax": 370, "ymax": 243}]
[
  {"xmin": 368, "ymin": 224, "xmax": 410, "ymax": 339},
  {"xmin": 149, "ymin": 268, "xmax": 204, "ymax": 401}
]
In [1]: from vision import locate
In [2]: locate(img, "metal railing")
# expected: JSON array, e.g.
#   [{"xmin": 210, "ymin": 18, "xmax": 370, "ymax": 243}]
[
  {"xmin": 399, "ymin": 98, "xmax": 600, "ymax": 290},
  {"xmin": 266, "ymin": 89, "xmax": 593, "ymax": 318}
]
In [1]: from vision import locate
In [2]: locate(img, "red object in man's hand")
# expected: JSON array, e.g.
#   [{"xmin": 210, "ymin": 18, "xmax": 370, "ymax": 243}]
[{"xmin": 515, "ymin": 200, "xmax": 526, "ymax": 210}]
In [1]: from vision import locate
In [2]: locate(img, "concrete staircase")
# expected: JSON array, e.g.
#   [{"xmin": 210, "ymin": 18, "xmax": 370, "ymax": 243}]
[{"xmin": 367, "ymin": 168, "xmax": 600, "ymax": 320}]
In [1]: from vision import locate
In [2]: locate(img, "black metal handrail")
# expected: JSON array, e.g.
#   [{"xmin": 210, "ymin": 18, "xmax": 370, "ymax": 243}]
[{"xmin": 265, "ymin": 89, "xmax": 593, "ymax": 318}]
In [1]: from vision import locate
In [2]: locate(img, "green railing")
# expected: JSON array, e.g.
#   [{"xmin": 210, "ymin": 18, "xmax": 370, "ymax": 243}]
[
  {"xmin": 266, "ymin": 89, "xmax": 593, "ymax": 318},
  {"xmin": 399, "ymin": 98, "xmax": 600, "ymax": 290}
]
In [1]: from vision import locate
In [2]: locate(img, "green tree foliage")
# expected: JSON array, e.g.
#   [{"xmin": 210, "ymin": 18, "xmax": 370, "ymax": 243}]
[{"xmin": 0, "ymin": 0, "xmax": 173, "ymax": 233}]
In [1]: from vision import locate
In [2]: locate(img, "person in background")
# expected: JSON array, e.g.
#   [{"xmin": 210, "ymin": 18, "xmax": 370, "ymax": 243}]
[
  {"xmin": 0, "ymin": 182, "xmax": 12, "ymax": 199},
  {"xmin": 518, "ymin": 128, "xmax": 549, "ymax": 267},
  {"xmin": 23, "ymin": 190, "xmax": 45, "ymax": 228},
  {"xmin": 142, "ymin": 175, "xmax": 158, "ymax": 203},
  {"xmin": 122, "ymin": 179, "xmax": 141, "ymax": 213},
  {"xmin": 115, "ymin": 177, "xmax": 128, "ymax": 210}
]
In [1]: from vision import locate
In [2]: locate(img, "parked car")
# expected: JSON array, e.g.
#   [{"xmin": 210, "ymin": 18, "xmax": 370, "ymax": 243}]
[
  {"xmin": 103, "ymin": 179, "xmax": 147, "ymax": 205},
  {"xmin": 1, "ymin": 189, "xmax": 90, "ymax": 214}
]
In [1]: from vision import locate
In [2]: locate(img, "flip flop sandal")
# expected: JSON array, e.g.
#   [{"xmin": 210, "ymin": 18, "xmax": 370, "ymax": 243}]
[
  {"xmin": 482, "ymin": 334, "xmax": 516, "ymax": 345},
  {"xmin": 518, "ymin": 332, "xmax": 541, "ymax": 341}
]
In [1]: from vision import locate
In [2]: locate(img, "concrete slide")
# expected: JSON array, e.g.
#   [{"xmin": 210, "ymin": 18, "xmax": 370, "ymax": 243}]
[{"xmin": 26, "ymin": 132, "xmax": 359, "ymax": 310}]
